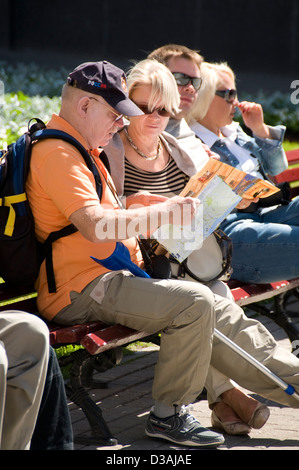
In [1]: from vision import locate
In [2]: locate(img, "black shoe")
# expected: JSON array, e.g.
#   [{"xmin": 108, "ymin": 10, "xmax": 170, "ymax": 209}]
[{"xmin": 145, "ymin": 408, "xmax": 225, "ymax": 448}]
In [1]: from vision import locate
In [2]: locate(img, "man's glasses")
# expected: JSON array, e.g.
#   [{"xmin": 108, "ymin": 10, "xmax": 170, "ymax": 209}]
[
  {"xmin": 133, "ymin": 102, "xmax": 172, "ymax": 117},
  {"xmin": 172, "ymin": 72, "xmax": 202, "ymax": 91},
  {"xmin": 88, "ymin": 97, "xmax": 124, "ymax": 123},
  {"xmin": 215, "ymin": 89, "xmax": 237, "ymax": 104}
]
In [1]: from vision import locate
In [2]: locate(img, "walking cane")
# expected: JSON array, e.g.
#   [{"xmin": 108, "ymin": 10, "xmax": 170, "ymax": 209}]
[
  {"xmin": 213, "ymin": 329, "xmax": 299, "ymax": 402},
  {"xmin": 92, "ymin": 242, "xmax": 299, "ymax": 403}
]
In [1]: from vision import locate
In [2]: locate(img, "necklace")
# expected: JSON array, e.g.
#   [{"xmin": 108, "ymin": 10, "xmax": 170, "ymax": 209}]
[{"xmin": 124, "ymin": 127, "xmax": 162, "ymax": 161}]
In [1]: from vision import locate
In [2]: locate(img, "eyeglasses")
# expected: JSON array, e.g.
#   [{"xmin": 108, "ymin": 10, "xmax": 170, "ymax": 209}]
[
  {"xmin": 172, "ymin": 72, "xmax": 202, "ymax": 91},
  {"xmin": 215, "ymin": 89, "xmax": 237, "ymax": 104},
  {"xmin": 132, "ymin": 102, "xmax": 172, "ymax": 117},
  {"xmin": 88, "ymin": 97, "xmax": 124, "ymax": 123}
]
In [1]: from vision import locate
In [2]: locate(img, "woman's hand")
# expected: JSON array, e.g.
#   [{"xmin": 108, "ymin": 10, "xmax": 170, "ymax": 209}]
[
  {"xmin": 237, "ymin": 101, "xmax": 270, "ymax": 139},
  {"xmin": 236, "ymin": 197, "xmax": 259, "ymax": 210},
  {"xmin": 202, "ymin": 143, "xmax": 220, "ymax": 160}
]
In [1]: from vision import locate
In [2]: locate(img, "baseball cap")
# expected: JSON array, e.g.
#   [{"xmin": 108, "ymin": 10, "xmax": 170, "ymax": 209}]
[{"xmin": 67, "ymin": 61, "xmax": 143, "ymax": 116}]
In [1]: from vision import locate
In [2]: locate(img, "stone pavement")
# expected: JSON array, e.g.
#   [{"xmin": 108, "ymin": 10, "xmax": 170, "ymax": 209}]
[{"xmin": 68, "ymin": 298, "xmax": 299, "ymax": 453}]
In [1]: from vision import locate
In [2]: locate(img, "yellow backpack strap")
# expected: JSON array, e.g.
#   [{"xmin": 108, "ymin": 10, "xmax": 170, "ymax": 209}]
[{"xmin": 0, "ymin": 193, "xmax": 27, "ymax": 236}]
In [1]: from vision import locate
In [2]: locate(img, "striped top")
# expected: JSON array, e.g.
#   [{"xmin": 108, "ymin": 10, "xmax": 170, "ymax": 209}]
[{"xmin": 124, "ymin": 157, "xmax": 189, "ymax": 197}]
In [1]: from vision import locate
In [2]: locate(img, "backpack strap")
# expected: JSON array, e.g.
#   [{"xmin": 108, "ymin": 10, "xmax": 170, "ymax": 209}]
[
  {"xmin": 0, "ymin": 193, "xmax": 27, "ymax": 236},
  {"xmin": 31, "ymin": 128, "xmax": 103, "ymax": 199},
  {"xmin": 30, "ymin": 126, "xmax": 106, "ymax": 293},
  {"xmin": 43, "ymin": 224, "xmax": 78, "ymax": 293}
]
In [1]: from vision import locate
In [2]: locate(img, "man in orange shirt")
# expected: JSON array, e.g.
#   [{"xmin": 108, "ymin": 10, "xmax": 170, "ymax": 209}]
[{"xmin": 26, "ymin": 60, "xmax": 225, "ymax": 448}]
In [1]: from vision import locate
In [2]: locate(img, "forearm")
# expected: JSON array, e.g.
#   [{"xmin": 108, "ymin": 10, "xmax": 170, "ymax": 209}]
[
  {"xmin": 70, "ymin": 203, "xmax": 177, "ymax": 243},
  {"xmin": 94, "ymin": 204, "xmax": 164, "ymax": 242},
  {"xmin": 70, "ymin": 196, "xmax": 199, "ymax": 243}
]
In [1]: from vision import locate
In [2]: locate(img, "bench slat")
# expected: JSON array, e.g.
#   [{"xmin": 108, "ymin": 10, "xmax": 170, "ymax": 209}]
[
  {"xmin": 273, "ymin": 167, "xmax": 299, "ymax": 184},
  {"xmin": 48, "ymin": 321, "xmax": 107, "ymax": 346},
  {"xmin": 81, "ymin": 325, "xmax": 151, "ymax": 355},
  {"xmin": 229, "ymin": 279, "xmax": 299, "ymax": 306}
]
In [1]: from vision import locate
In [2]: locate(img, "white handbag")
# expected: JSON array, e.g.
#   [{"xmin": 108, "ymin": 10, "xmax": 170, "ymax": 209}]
[{"xmin": 170, "ymin": 229, "xmax": 233, "ymax": 283}]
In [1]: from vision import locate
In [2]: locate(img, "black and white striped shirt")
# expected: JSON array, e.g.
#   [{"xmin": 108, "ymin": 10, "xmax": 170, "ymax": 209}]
[{"xmin": 124, "ymin": 157, "xmax": 189, "ymax": 197}]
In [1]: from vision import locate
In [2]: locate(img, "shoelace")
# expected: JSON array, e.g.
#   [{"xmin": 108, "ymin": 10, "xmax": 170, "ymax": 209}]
[{"xmin": 178, "ymin": 404, "xmax": 194, "ymax": 416}]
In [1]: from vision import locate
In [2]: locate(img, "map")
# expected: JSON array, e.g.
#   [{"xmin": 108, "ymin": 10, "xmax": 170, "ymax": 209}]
[
  {"xmin": 153, "ymin": 176, "xmax": 240, "ymax": 262},
  {"xmin": 153, "ymin": 159, "xmax": 279, "ymax": 262}
]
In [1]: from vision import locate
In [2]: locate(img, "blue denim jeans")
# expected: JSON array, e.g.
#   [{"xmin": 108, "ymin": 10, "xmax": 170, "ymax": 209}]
[
  {"xmin": 220, "ymin": 196, "xmax": 299, "ymax": 283},
  {"xmin": 30, "ymin": 346, "xmax": 73, "ymax": 450}
]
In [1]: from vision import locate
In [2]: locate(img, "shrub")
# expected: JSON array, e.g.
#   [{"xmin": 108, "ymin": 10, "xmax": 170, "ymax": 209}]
[
  {"xmin": 0, "ymin": 92, "xmax": 60, "ymax": 146},
  {"xmin": 1, "ymin": 61, "xmax": 299, "ymax": 147}
]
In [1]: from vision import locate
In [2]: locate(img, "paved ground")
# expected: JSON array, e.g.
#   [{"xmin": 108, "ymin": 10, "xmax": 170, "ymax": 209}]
[{"xmin": 67, "ymin": 296, "xmax": 299, "ymax": 455}]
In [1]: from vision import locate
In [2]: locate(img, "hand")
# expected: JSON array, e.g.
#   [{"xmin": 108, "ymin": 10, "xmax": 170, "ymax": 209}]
[
  {"xmin": 236, "ymin": 197, "xmax": 259, "ymax": 210},
  {"xmin": 202, "ymin": 143, "xmax": 220, "ymax": 160},
  {"xmin": 125, "ymin": 191, "xmax": 168, "ymax": 208},
  {"xmin": 164, "ymin": 195, "xmax": 201, "ymax": 226},
  {"xmin": 237, "ymin": 101, "xmax": 270, "ymax": 139}
]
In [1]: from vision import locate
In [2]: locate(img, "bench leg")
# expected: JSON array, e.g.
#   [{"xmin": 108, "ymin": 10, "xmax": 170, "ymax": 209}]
[
  {"xmin": 247, "ymin": 292, "xmax": 299, "ymax": 346},
  {"xmin": 66, "ymin": 349, "xmax": 118, "ymax": 446},
  {"xmin": 80, "ymin": 348, "xmax": 123, "ymax": 388}
]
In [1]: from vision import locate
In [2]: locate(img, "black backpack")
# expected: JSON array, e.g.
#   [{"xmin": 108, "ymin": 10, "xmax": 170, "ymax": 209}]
[{"xmin": 0, "ymin": 118, "xmax": 105, "ymax": 293}]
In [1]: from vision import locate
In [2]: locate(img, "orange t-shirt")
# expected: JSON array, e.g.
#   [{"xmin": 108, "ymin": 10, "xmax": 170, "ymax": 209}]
[{"xmin": 26, "ymin": 114, "xmax": 142, "ymax": 320}]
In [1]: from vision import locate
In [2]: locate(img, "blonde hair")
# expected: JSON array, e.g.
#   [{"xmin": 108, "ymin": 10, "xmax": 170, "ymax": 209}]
[
  {"xmin": 127, "ymin": 59, "xmax": 180, "ymax": 115},
  {"xmin": 187, "ymin": 62, "xmax": 236, "ymax": 122}
]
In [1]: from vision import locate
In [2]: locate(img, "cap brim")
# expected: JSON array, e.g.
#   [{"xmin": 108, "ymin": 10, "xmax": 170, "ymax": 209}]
[{"xmin": 111, "ymin": 97, "xmax": 144, "ymax": 117}]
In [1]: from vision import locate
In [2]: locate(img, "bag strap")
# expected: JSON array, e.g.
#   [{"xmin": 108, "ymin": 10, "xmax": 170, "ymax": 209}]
[
  {"xmin": 43, "ymin": 224, "xmax": 78, "ymax": 293},
  {"xmin": 94, "ymin": 163, "xmax": 154, "ymax": 273},
  {"xmin": 29, "ymin": 123, "xmax": 106, "ymax": 293},
  {"xmin": 31, "ymin": 128, "xmax": 104, "ymax": 199}
]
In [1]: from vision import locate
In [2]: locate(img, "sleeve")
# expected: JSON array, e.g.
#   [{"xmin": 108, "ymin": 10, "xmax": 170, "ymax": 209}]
[{"xmin": 252, "ymin": 125, "xmax": 288, "ymax": 176}]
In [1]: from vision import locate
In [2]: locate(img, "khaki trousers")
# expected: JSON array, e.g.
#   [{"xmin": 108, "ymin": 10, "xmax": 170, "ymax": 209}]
[
  {"xmin": 0, "ymin": 311, "xmax": 49, "ymax": 450},
  {"xmin": 56, "ymin": 274, "xmax": 299, "ymax": 409}
]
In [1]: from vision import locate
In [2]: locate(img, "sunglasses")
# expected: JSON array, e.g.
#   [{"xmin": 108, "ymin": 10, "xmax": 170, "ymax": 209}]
[
  {"xmin": 133, "ymin": 102, "xmax": 172, "ymax": 117},
  {"xmin": 215, "ymin": 89, "xmax": 237, "ymax": 103},
  {"xmin": 172, "ymin": 72, "xmax": 202, "ymax": 91},
  {"xmin": 88, "ymin": 97, "xmax": 124, "ymax": 123}
]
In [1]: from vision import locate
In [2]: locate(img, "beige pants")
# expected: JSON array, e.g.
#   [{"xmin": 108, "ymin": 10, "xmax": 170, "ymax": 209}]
[
  {"xmin": 56, "ymin": 273, "xmax": 299, "ymax": 409},
  {"xmin": 0, "ymin": 311, "xmax": 49, "ymax": 450}
]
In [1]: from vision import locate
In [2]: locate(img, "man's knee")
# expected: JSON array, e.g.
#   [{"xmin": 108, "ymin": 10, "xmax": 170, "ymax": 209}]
[
  {"xmin": 173, "ymin": 281, "xmax": 216, "ymax": 327},
  {"xmin": 11, "ymin": 312, "xmax": 49, "ymax": 356}
]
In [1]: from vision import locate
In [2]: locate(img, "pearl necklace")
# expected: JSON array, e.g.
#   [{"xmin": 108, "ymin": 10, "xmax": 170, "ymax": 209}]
[{"xmin": 124, "ymin": 127, "xmax": 162, "ymax": 161}]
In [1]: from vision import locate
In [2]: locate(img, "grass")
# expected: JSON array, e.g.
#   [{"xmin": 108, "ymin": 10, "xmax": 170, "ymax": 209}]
[{"xmin": 283, "ymin": 140, "xmax": 299, "ymax": 152}]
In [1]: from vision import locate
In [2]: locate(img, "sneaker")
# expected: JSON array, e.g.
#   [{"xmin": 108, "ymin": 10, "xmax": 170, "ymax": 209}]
[{"xmin": 145, "ymin": 407, "xmax": 225, "ymax": 448}]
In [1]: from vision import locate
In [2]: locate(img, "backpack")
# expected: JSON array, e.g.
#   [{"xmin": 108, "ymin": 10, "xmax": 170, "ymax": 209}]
[{"xmin": 0, "ymin": 118, "xmax": 105, "ymax": 293}]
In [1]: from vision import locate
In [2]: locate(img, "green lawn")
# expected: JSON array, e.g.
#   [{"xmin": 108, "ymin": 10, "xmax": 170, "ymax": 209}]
[{"xmin": 283, "ymin": 140, "xmax": 299, "ymax": 152}]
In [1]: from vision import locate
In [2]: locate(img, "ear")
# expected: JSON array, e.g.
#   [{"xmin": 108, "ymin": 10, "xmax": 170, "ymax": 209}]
[{"xmin": 77, "ymin": 96, "xmax": 90, "ymax": 118}]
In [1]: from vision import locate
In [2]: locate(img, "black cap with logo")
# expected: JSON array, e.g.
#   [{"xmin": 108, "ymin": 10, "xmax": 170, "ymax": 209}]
[{"xmin": 67, "ymin": 61, "xmax": 142, "ymax": 116}]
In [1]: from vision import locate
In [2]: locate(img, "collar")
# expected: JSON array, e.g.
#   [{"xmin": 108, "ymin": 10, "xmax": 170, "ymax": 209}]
[
  {"xmin": 190, "ymin": 120, "xmax": 240, "ymax": 147},
  {"xmin": 166, "ymin": 117, "xmax": 197, "ymax": 140},
  {"xmin": 220, "ymin": 121, "xmax": 240, "ymax": 140}
]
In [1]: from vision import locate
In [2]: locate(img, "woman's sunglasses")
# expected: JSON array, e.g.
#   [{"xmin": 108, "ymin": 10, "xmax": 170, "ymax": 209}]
[
  {"xmin": 133, "ymin": 102, "xmax": 172, "ymax": 117},
  {"xmin": 215, "ymin": 89, "xmax": 237, "ymax": 103},
  {"xmin": 172, "ymin": 72, "xmax": 202, "ymax": 91}
]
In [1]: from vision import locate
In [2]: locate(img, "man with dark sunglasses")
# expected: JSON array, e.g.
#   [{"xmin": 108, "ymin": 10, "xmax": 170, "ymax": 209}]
[
  {"xmin": 147, "ymin": 44, "xmax": 229, "ymax": 167},
  {"xmin": 172, "ymin": 72, "xmax": 203, "ymax": 91}
]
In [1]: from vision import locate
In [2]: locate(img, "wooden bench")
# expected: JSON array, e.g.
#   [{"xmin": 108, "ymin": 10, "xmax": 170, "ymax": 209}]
[{"xmin": 1, "ymin": 148, "xmax": 299, "ymax": 447}]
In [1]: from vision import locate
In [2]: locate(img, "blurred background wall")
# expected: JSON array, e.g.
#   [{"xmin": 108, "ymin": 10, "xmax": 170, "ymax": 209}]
[{"xmin": 1, "ymin": 0, "xmax": 298, "ymax": 93}]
